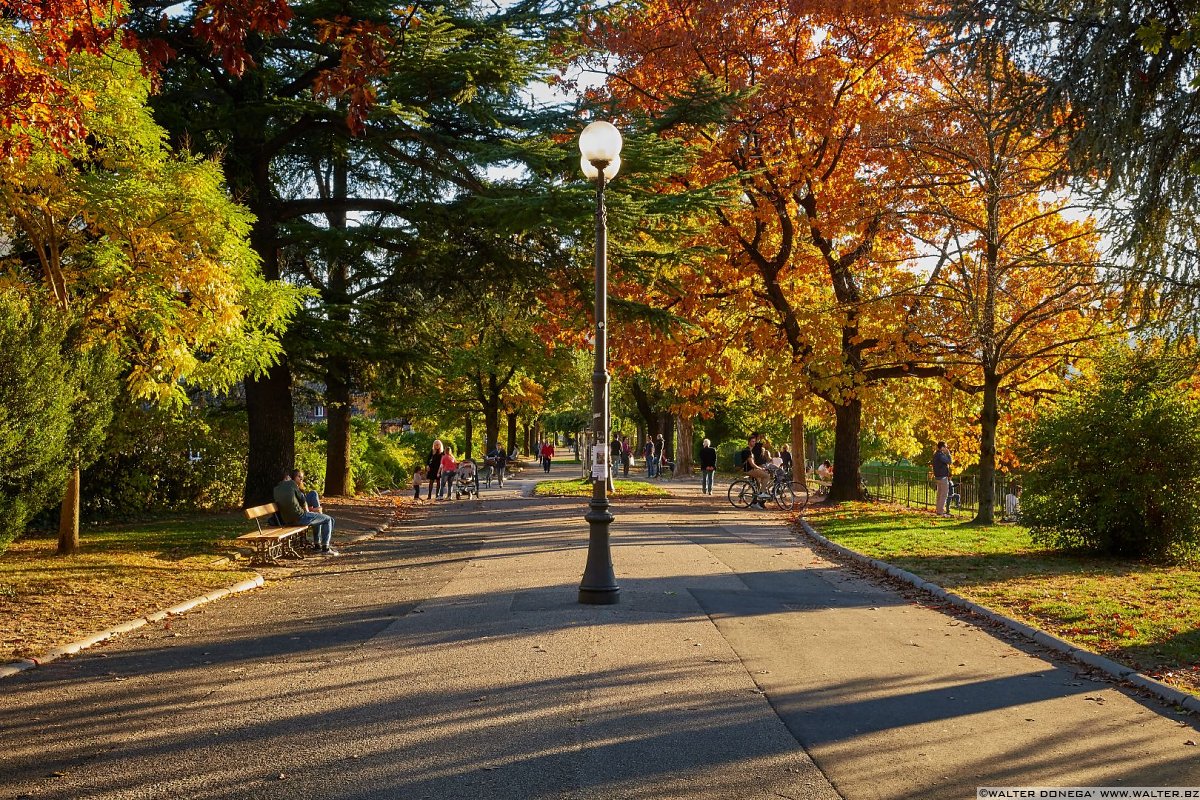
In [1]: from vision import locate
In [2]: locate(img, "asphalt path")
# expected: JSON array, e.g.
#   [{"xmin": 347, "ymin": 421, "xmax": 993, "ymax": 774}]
[{"xmin": 1, "ymin": 459, "xmax": 1197, "ymax": 800}]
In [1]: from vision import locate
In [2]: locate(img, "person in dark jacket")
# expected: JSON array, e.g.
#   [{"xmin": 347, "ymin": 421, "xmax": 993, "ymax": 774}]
[
  {"xmin": 779, "ymin": 444, "xmax": 793, "ymax": 473},
  {"xmin": 426, "ymin": 440, "xmax": 444, "ymax": 500},
  {"xmin": 699, "ymin": 438, "xmax": 718, "ymax": 495},
  {"xmin": 933, "ymin": 440, "xmax": 953, "ymax": 517},
  {"xmin": 274, "ymin": 470, "xmax": 337, "ymax": 554}
]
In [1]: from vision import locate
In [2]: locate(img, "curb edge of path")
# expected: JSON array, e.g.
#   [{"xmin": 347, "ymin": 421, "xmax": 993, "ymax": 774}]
[
  {"xmin": 0, "ymin": 574, "xmax": 265, "ymax": 681},
  {"xmin": 0, "ymin": 518, "xmax": 396, "ymax": 683},
  {"xmin": 797, "ymin": 518, "xmax": 1200, "ymax": 716}
]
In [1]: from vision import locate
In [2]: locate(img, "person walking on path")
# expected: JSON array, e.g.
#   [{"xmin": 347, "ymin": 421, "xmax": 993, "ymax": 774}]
[
  {"xmin": 699, "ymin": 438, "xmax": 717, "ymax": 495},
  {"xmin": 540, "ymin": 439, "xmax": 555, "ymax": 473},
  {"xmin": 486, "ymin": 442, "xmax": 507, "ymax": 487},
  {"xmin": 621, "ymin": 435, "xmax": 631, "ymax": 477},
  {"xmin": 933, "ymin": 440, "xmax": 953, "ymax": 516},
  {"xmin": 610, "ymin": 433, "xmax": 623, "ymax": 480},
  {"xmin": 426, "ymin": 440, "xmax": 444, "ymax": 500},
  {"xmin": 643, "ymin": 438, "xmax": 656, "ymax": 478},
  {"xmin": 438, "ymin": 444, "xmax": 458, "ymax": 500},
  {"xmin": 779, "ymin": 444, "xmax": 793, "ymax": 474}
]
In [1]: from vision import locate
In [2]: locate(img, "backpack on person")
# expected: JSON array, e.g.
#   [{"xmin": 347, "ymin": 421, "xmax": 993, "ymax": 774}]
[{"xmin": 735, "ymin": 447, "xmax": 751, "ymax": 471}]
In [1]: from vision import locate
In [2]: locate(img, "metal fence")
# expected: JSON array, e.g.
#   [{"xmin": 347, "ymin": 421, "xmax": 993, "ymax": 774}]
[{"xmin": 859, "ymin": 466, "xmax": 1014, "ymax": 516}]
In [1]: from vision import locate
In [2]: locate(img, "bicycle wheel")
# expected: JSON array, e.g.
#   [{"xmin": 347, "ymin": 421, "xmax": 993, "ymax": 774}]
[
  {"xmin": 792, "ymin": 479, "xmax": 810, "ymax": 512},
  {"xmin": 774, "ymin": 482, "xmax": 796, "ymax": 510},
  {"xmin": 727, "ymin": 478, "xmax": 754, "ymax": 509}
]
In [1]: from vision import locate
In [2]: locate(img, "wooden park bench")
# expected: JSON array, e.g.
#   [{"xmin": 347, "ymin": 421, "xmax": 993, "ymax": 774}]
[{"xmin": 238, "ymin": 503, "xmax": 311, "ymax": 566}]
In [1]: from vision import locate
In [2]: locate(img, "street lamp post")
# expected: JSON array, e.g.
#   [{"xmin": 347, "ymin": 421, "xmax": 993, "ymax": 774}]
[{"xmin": 578, "ymin": 121, "xmax": 622, "ymax": 606}]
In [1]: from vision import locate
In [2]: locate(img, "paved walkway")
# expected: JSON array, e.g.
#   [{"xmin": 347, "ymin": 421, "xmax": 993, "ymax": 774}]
[{"xmin": 1, "ymin": 459, "xmax": 1197, "ymax": 799}]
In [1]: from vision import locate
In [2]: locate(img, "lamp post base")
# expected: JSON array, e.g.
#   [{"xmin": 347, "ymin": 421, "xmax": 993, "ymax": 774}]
[
  {"xmin": 579, "ymin": 497, "xmax": 619, "ymax": 605},
  {"xmin": 578, "ymin": 586, "xmax": 620, "ymax": 605}
]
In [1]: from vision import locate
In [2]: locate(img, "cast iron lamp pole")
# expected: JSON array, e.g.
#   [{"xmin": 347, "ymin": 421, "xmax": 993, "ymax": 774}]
[{"xmin": 577, "ymin": 121, "xmax": 623, "ymax": 605}]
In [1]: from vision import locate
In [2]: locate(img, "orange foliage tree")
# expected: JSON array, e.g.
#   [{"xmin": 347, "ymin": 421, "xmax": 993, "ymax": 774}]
[
  {"xmin": 585, "ymin": 0, "xmax": 950, "ymax": 500},
  {"xmin": 900, "ymin": 44, "xmax": 1123, "ymax": 522},
  {"xmin": 0, "ymin": 0, "xmax": 293, "ymax": 155}
]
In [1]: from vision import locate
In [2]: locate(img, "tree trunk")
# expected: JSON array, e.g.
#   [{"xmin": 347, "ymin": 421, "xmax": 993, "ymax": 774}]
[
  {"xmin": 482, "ymin": 372, "xmax": 501, "ymax": 451},
  {"xmin": 659, "ymin": 411, "xmax": 674, "ymax": 457},
  {"xmin": 465, "ymin": 414, "xmax": 474, "ymax": 459},
  {"xmin": 244, "ymin": 359, "xmax": 295, "ymax": 506},
  {"xmin": 507, "ymin": 412, "xmax": 518, "ymax": 454},
  {"xmin": 242, "ymin": 195, "xmax": 295, "ymax": 508},
  {"xmin": 828, "ymin": 398, "xmax": 864, "ymax": 502},
  {"xmin": 56, "ymin": 464, "xmax": 80, "ymax": 556},
  {"xmin": 324, "ymin": 364, "xmax": 353, "ymax": 496},
  {"xmin": 790, "ymin": 411, "xmax": 805, "ymax": 489},
  {"xmin": 630, "ymin": 380, "xmax": 657, "ymax": 440},
  {"xmin": 675, "ymin": 415, "xmax": 694, "ymax": 474},
  {"xmin": 323, "ymin": 158, "xmax": 353, "ymax": 497},
  {"xmin": 974, "ymin": 373, "xmax": 1001, "ymax": 524}
]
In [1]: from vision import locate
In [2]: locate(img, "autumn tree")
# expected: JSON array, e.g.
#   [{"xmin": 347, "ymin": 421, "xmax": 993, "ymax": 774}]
[
  {"xmin": 940, "ymin": 0, "xmax": 1200, "ymax": 333},
  {"xmin": 130, "ymin": 0, "xmax": 595, "ymax": 502},
  {"xmin": 899, "ymin": 43, "xmax": 1123, "ymax": 522},
  {"xmin": 0, "ymin": 31, "xmax": 298, "ymax": 552},
  {"xmin": 586, "ymin": 0, "xmax": 951, "ymax": 501}
]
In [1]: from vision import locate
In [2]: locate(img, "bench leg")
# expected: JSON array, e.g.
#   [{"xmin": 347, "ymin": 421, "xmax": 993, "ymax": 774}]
[
  {"xmin": 283, "ymin": 534, "xmax": 304, "ymax": 560},
  {"xmin": 250, "ymin": 539, "xmax": 283, "ymax": 567}
]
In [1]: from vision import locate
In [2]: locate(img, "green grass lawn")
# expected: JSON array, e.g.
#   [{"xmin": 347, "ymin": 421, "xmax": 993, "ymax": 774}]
[
  {"xmin": 0, "ymin": 514, "xmax": 258, "ymax": 662},
  {"xmin": 806, "ymin": 504, "xmax": 1200, "ymax": 696},
  {"xmin": 533, "ymin": 478, "xmax": 671, "ymax": 499}
]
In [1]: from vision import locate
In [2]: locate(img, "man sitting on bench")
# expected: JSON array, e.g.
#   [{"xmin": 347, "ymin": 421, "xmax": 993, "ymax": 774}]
[{"xmin": 273, "ymin": 470, "xmax": 337, "ymax": 556}]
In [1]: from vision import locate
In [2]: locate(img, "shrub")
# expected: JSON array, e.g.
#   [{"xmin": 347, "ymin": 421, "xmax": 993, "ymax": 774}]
[
  {"xmin": 295, "ymin": 420, "xmax": 421, "ymax": 496},
  {"xmin": 82, "ymin": 401, "xmax": 248, "ymax": 517},
  {"xmin": 352, "ymin": 417, "xmax": 410, "ymax": 493},
  {"xmin": 0, "ymin": 298, "xmax": 74, "ymax": 553},
  {"xmin": 1018, "ymin": 348, "xmax": 1200, "ymax": 562}
]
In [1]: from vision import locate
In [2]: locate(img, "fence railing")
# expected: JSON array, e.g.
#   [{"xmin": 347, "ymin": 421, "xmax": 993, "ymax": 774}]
[{"xmin": 858, "ymin": 466, "xmax": 1013, "ymax": 515}]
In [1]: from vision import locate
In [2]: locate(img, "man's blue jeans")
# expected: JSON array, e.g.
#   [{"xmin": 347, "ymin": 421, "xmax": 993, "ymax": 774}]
[
  {"xmin": 300, "ymin": 511, "xmax": 334, "ymax": 548},
  {"xmin": 701, "ymin": 469, "xmax": 715, "ymax": 495},
  {"xmin": 647, "ymin": 458, "xmax": 657, "ymax": 478}
]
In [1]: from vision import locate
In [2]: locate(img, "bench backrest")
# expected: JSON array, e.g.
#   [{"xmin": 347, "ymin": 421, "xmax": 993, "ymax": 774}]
[{"xmin": 245, "ymin": 502, "xmax": 279, "ymax": 521}]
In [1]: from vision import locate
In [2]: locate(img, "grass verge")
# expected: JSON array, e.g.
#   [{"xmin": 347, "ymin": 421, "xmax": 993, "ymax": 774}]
[
  {"xmin": 804, "ymin": 503, "xmax": 1200, "ymax": 697},
  {"xmin": 533, "ymin": 478, "xmax": 671, "ymax": 499},
  {"xmin": 0, "ymin": 513, "xmax": 258, "ymax": 663}
]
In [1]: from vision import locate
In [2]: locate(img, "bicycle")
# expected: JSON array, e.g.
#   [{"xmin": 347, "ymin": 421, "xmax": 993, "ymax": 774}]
[
  {"xmin": 727, "ymin": 468, "xmax": 808, "ymax": 511},
  {"xmin": 482, "ymin": 456, "xmax": 505, "ymax": 488}
]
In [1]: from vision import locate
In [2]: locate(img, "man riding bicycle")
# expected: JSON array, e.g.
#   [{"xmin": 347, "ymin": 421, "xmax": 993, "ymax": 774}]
[{"xmin": 737, "ymin": 434, "xmax": 772, "ymax": 509}]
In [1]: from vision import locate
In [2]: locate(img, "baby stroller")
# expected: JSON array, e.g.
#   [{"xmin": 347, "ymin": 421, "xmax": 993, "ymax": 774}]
[{"xmin": 453, "ymin": 460, "xmax": 479, "ymax": 499}]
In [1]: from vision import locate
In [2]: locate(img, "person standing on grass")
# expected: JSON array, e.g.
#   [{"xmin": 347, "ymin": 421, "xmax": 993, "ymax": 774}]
[
  {"xmin": 699, "ymin": 438, "xmax": 717, "ymax": 495},
  {"xmin": 426, "ymin": 440, "xmax": 444, "ymax": 500},
  {"xmin": 933, "ymin": 441, "xmax": 953, "ymax": 517}
]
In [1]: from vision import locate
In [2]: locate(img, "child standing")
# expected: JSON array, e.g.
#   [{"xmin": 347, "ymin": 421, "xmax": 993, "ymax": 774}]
[{"xmin": 412, "ymin": 466, "xmax": 425, "ymax": 500}]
